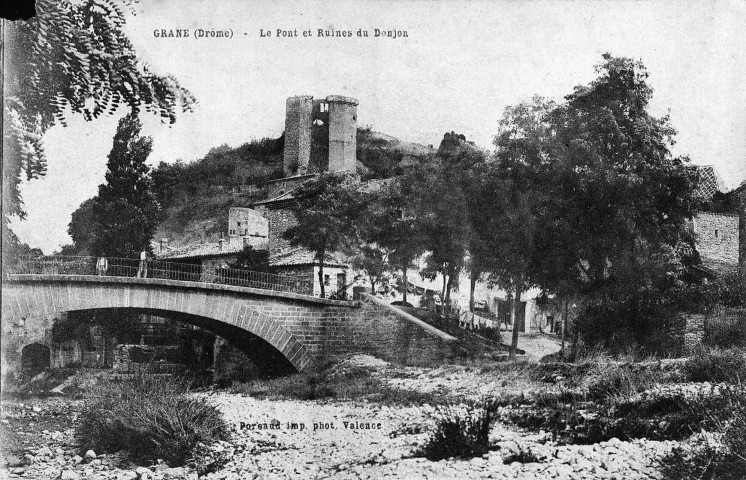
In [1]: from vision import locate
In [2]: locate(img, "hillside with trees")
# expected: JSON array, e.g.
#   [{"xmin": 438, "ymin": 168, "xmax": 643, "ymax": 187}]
[{"xmin": 63, "ymin": 127, "xmax": 434, "ymax": 251}]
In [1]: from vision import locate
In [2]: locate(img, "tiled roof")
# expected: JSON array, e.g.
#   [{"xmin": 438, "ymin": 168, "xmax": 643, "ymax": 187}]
[
  {"xmin": 253, "ymin": 190, "xmax": 297, "ymax": 206},
  {"xmin": 270, "ymin": 247, "xmax": 348, "ymax": 267},
  {"xmin": 157, "ymin": 240, "xmax": 244, "ymax": 260},
  {"xmin": 692, "ymin": 165, "xmax": 726, "ymax": 200}
]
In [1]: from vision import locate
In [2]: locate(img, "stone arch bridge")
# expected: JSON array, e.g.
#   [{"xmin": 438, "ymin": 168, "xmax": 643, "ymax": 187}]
[{"xmin": 2, "ymin": 274, "xmax": 458, "ymax": 381}]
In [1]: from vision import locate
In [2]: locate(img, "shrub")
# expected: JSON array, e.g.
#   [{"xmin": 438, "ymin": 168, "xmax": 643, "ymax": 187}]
[
  {"xmin": 660, "ymin": 385, "xmax": 746, "ymax": 480},
  {"xmin": 683, "ymin": 347, "xmax": 746, "ymax": 384},
  {"xmin": 574, "ymin": 297, "xmax": 681, "ymax": 357},
  {"xmin": 583, "ymin": 362, "xmax": 662, "ymax": 404},
  {"xmin": 77, "ymin": 373, "xmax": 230, "ymax": 465},
  {"xmin": 418, "ymin": 401, "xmax": 497, "ymax": 461},
  {"xmin": 501, "ymin": 445, "xmax": 543, "ymax": 464}
]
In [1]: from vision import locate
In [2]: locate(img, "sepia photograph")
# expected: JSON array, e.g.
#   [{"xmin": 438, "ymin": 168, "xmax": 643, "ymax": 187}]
[{"xmin": 1, "ymin": 0, "xmax": 745, "ymax": 479}]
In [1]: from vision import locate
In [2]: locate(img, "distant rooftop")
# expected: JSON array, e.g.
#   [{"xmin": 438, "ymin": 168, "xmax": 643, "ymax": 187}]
[
  {"xmin": 270, "ymin": 246, "xmax": 348, "ymax": 268},
  {"xmin": 157, "ymin": 240, "xmax": 244, "ymax": 260}
]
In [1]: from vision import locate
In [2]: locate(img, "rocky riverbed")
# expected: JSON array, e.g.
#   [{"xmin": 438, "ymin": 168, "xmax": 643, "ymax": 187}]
[{"xmin": 1, "ymin": 355, "xmax": 695, "ymax": 480}]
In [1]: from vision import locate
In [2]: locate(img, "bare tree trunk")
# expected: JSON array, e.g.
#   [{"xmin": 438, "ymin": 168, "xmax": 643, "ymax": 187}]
[
  {"xmin": 441, "ymin": 267, "xmax": 447, "ymax": 300},
  {"xmin": 469, "ymin": 271, "xmax": 477, "ymax": 312},
  {"xmin": 509, "ymin": 276, "xmax": 523, "ymax": 359},
  {"xmin": 560, "ymin": 297, "xmax": 568, "ymax": 362},
  {"xmin": 740, "ymin": 194, "xmax": 746, "ymax": 276},
  {"xmin": 402, "ymin": 265, "xmax": 408, "ymax": 304},
  {"xmin": 444, "ymin": 273, "xmax": 453, "ymax": 320},
  {"xmin": 318, "ymin": 256, "xmax": 325, "ymax": 298}
]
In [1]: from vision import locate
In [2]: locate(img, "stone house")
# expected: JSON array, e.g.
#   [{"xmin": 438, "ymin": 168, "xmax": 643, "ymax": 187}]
[
  {"xmin": 688, "ymin": 166, "xmax": 744, "ymax": 277},
  {"xmin": 157, "ymin": 207, "xmax": 269, "ymax": 281}
]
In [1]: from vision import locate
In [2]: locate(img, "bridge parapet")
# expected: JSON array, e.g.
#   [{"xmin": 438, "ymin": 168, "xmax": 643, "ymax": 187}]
[{"xmin": 11, "ymin": 255, "xmax": 312, "ymax": 296}]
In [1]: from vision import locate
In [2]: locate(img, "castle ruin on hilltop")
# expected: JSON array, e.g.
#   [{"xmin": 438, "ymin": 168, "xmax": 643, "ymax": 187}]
[{"xmin": 283, "ymin": 95, "xmax": 359, "ymax": 177}]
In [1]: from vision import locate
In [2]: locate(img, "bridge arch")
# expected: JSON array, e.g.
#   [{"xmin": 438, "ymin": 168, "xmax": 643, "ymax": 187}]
[
  {"xmin": 21, "ymin": 343, "xmax": 50, "ymax": 378},
  {"xmin": 3, "ymin": 274, "xmax": 461, "ymax": 384},
  {"xmin": 1, "ymin": 276, "xmax": 338, "ymax": 373}
]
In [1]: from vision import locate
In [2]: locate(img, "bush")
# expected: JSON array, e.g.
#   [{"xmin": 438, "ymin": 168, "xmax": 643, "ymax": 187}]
[
  {"xmin": 77, "ymin": 373, "xmax": 230, "ymax": 465},
  {"xmin": 660, "ymin": 385, "xmax": 746, "ymax": 480},
  {"xmin": 582, "ymin": 362, "xmax": 662, "ymax": 404},
  {"xmin": 683, "ymin": 347, "xmax": 746, "ymax": 384},
  {"xmin": 417, "ymin": 401, "xmax": 497, "ymax": 460},
  {"xmin": 574, "ymin": 297, "xmax": 682, "ymax": 357}
]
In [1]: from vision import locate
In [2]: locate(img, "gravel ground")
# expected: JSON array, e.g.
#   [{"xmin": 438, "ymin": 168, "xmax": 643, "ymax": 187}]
[
  {"xmin": 205, "ymin": 393, "xmax": 675, "ymax": 480},
  {"xmin": 1, "ymin": 355, "xmax": 689, "ymax": 480}
]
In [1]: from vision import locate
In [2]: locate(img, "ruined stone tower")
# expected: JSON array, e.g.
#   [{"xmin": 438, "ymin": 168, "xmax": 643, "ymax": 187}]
[{"xmin": 283, "ymin": 95, "xmax": 358, "ymax": 177}]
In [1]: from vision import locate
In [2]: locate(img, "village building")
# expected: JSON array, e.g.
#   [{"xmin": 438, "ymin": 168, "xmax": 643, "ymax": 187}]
[
  {"xmin": 156, "ymin": 207, "xmax": 269, "ymax": 281},
  {"xmin": 688, "ymin": 165, "xmax": 745, "ymax": 277}
]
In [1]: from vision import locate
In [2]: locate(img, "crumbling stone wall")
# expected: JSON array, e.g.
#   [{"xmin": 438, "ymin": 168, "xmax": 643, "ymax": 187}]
[
  {"xmin": 258, "ymin": 204, "xmax": 298, "ymax": 257},
  {"xmin": 283, "ymin": 96, "xmax": 313, "ymax": 176},
  {"xmin": 282, "ymin": 95, "xmax": 358, "ymax": 177},
  {"xmin": 112, "ymin": 344, "xmax": 183, "ymax": 373},
  {"xmin": 228, "ymin": 207, "xmax": 268, "ymax": 245}
]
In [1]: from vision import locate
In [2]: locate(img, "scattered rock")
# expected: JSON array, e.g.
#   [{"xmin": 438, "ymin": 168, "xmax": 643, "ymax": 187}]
[
  {"xmin": 162, "ymin": 467, "xmax": 187, "ymax": 479},
  {"xmin": 135, "ymin": 466, "xmax": 153, "ymax": 479},
  {"xmin": 84, "ymin": 449, "xmax": 97, "ymax": 461},
  {"xmin": 117, "ymin": 471, "xmax": 138, "ymax": 480},
  {"xmin": 59, "ymin": 469, "xmax": 80, "ymax": 480}
]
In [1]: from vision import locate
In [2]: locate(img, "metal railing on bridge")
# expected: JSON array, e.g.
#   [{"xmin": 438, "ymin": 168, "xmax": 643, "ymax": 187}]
[{"xmin": 10, "ymin": 255, "xmax": 312, "ymax": 296}]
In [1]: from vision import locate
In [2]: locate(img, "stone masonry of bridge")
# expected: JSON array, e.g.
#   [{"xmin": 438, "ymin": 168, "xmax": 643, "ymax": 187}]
[{"xmin": 1, "ymin": 275, "xmax": 459, "ymax": 382}]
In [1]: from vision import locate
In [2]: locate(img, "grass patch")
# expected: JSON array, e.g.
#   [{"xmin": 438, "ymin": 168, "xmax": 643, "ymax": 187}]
[
  {"xmin": 417, "ymin": 401, "xmax": 497, "ymax": 461},
  {"xmin": 582, "ymin": 361, "xmax": 663, "ymax": 404},
  {"xmin": 77, "ymin": 373, "xmax": 230, "ymax": 466},
  {"xmin": 683, "ymin": 347, "xmax": 746, "ymax": 384}
]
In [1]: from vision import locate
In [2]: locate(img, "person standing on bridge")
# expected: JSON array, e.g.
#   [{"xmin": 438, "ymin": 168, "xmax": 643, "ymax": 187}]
[
  {"xmin": 96, "ymin": 256, "xmax": 108, "ymax": 276},
  {"xmin": 137, "ymin": 250, "xmax": 148, "ymax": 278}
]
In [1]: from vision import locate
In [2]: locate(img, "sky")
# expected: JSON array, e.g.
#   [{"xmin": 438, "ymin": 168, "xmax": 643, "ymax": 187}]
[{"xmin": 10, "ymin": 0, "xmax": 746, "ymax": 254}]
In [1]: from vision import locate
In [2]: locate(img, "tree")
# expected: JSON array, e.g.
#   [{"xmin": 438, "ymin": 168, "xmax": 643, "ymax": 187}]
[
  {"xmin": 2, "ymin": 0, "xmax": 195, "ymax": 265},
  {"xmin": 282, "ymin": 173, "xmax": 368, "ymax": 298},
  {"xmin": 473, "ymin": 167, "xmax": 542, "ymax": 358},
  {"xmin": 349, "ymin": 244, "xmax": 390, "ymax": 294},
  {"xmin": 542, "ymin": 55, "xmax": 699, "ymax": 294},
  {"xmin": 485, "ymin": 97, "xmax": 558, "ymax": 357},
  {"xmin": 61, "ymin": 198, "xmax": 99, "ymax": 256},
  {"xmin": 487, "ymin": 56, "xmax": 701, "ymax": 356},
  {"xmin": 405, "ymin": 133, "xmax": 480, "ymax": 316},
  {"xmin": 368, "ymin": 177, "xmax": 426, "ymax": 304},
  {"xmin": 229, "ymin": 245, "xmax": 272, "ymax": 272},
  {"xmin": 89, "ymin": 113, "xmax": 160, "ymax": 257}
]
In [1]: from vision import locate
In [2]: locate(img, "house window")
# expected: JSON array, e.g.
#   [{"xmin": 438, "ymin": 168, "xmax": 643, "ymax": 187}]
[
  {"xmin": 324, "ymin": 275, "xmax": 330, "ymax": 286},
  {"xmin": 237, "ymin": 221, "xmax": 241, "ymax": 227},
  {"xmin": 337, "ymin": 273, "xmax": 346, "ymax": 295},
  {"xmin": 229, "ymin": 229, "xmax": 235, "ymax": 235},
  {"xmin": 715, "ymin": 229, "xmax": 719, "ymax": 238}
]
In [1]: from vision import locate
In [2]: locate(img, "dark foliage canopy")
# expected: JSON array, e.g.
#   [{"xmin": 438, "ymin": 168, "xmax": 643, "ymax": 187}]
[{"xmin": 89, "ymin": 113, "xmax": 160, "ymax": 257}]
